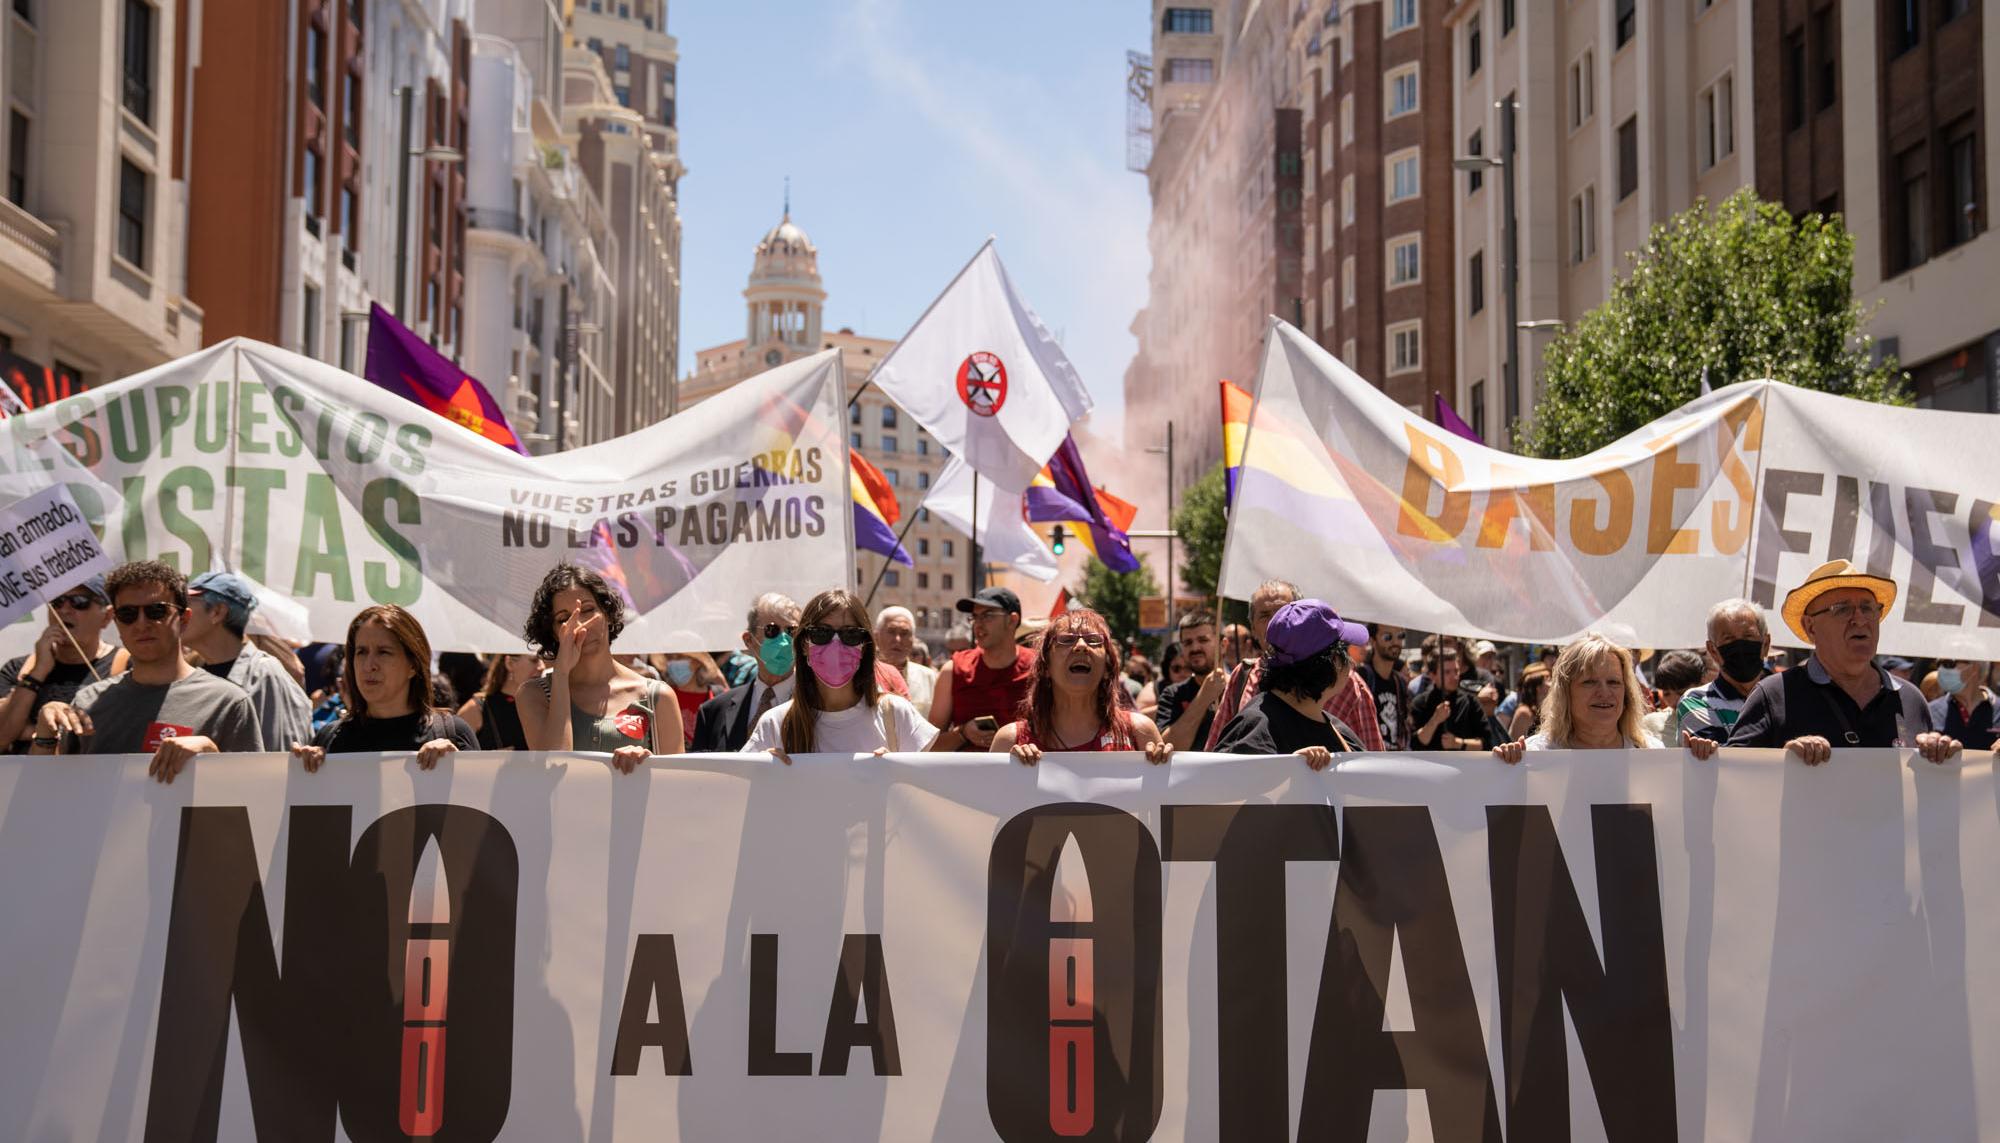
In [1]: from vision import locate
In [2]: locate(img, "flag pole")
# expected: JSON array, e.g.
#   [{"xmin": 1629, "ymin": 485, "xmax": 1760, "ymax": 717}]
[
  {"xmin": 846, "ymin": 237, "xmax": 997, "ymax": 411},
  {"xmin": 969, "ymin": 470, "xmax": 981, "ymax": 591},
  {"xmin": 860, "ymin": 502, "xmax": 930, "ymax": 612}
]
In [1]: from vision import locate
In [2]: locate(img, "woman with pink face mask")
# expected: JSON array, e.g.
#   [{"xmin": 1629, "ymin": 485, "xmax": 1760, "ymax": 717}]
[{"xmin": 743, "ymin": 589, "xmax": 937, "ymax": 762}]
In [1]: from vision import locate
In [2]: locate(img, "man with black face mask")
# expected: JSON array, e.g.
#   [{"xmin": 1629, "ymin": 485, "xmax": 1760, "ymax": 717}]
[{"xmin": 1678, "ymin": 598, "xmax": 1771, "ymax": 745}]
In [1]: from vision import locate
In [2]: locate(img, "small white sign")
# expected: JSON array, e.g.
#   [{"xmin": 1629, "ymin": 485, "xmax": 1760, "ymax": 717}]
[{"xmin": 0, "ymin": 484, "xmax": 113, "ymax": 626}]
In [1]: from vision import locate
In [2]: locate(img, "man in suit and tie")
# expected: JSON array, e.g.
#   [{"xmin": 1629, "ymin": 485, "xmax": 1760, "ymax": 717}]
[{"xmin": 691, "ymin": 592, "xmax": 801, "ymax": 752}]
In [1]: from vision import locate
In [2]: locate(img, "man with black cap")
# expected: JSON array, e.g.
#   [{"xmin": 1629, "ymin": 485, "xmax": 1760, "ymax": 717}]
[
  {"xmin": 1727, "ymin": 559, "xmax": 1957, "ymax": 764},
  {"xmin": 927, "ymin": 586, "xmax": 1035, "ymax": 751},
  {"xmin": 182, "ymin": 570, "xmax": 313, "ymax": 752},
  {"xmin": 0, "ymin": 574, "xmax": 122, "ymax": 752}
]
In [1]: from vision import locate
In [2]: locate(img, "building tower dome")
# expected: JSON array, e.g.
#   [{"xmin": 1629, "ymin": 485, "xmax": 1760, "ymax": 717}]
[{"xmin": 744, "ymin": 187, "xmax": 826, "ymax": 360}]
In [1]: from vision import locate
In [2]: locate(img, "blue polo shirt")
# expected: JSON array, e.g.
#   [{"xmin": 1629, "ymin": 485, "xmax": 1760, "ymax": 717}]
[{"xmin": 1928, "ymin": 691, "xmax": 1999, "ymax": 750}]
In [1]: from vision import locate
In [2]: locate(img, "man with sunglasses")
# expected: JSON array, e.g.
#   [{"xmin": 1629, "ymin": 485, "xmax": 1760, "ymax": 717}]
[
  {"xmin": 928, "ymin": 587, "xmax": 1034, "ymax": 751},
  {"xmin": 691, "ymin": 593, "xmax": 801, "ymax": 753},
  {"xmin": 1928, "ymin": 652, "xmax": 2000, "ymax": 752},
  {"xmin": 29, "ymin": 560, "xmax": 260, "ymax": 781},
  {"xmin": 1726, "ymin": 560, "xmax": 1957, "ymax": 764},
  {"xmin": 0, "ymin": 576, "xmax": 122, "ymax": 752},
  {"xmin": 183, "ymin": 571, "xmax": 312, "ymax": 752}
]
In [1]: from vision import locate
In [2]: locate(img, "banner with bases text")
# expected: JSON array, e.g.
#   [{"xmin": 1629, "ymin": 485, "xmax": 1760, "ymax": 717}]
[
  {"xmin": 1219, "ymin": 320, "xmax": 2000, "ymax": 657},
  {"xmin": 2, "ymin": 748, "xmax": 1997, "ymax": 1140},
  {"xmin": 0, "ymin": 339, "xmax": 852, "ymax": 652}
]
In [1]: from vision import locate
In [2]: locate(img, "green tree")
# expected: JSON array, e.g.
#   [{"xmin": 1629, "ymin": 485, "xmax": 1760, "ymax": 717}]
[
  {"xmin": 1074, "ymin": 554, "xmax": 1159, "ymax": 647},
  {"xmin": 1171, "ymin": 462, "xmax": 1230, "ymax": 600},
  {"xmin": 1522, "ymin": 188, "xmax": 1908, "ymax": 459}
]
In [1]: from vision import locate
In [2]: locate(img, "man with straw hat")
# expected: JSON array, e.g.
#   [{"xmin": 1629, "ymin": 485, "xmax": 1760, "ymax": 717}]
[{"xmin": 1726, "ymin": 559, "xmax": 1958, "ymax": 764}]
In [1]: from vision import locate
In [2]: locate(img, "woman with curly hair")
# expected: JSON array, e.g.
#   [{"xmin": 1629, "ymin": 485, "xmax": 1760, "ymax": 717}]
[
  {"xmin": 1494, "ymin": 633, "xmax": 1663, "ymax": 762},
  {"xmin": 293, "ymin": 605, "xmax": 479, "ymax": 772},
  {"xmin": 990, "ymin": 608, "xmax": 1172, "ymax": 766},
  {"xmin": 744, "ymin": 588, "xmax": 935, "ymax": 761},
  {"xmin": 518, "ymin": 563, "xmax": 682, "ymax": 773}
]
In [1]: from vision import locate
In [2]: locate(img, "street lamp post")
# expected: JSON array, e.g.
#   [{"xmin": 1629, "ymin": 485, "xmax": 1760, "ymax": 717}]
[
  {"xmin": 1454, "ymin": 94, "xmax": 1520, "ymax": 439},
  {"xmin": 393, "ymin": 85, "xmax": 464, "ymax": 325},
  {"xmin": 1144, "ymin": 421, "xmax": 1176, "ymax": 631}
]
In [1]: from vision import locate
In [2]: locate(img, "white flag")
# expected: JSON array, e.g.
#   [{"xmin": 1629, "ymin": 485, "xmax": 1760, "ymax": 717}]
[
  {"xmin": 925, "ymin": 455, "xmax": 1059, "ymax": 582},
  {"xmin": 868, "ymin": 241, "xmax": 1092, "ymax": 491}
]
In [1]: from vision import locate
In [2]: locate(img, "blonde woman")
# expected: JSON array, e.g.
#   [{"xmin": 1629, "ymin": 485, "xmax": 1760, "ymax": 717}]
[{"xmin": 1494, "ymin": 634, "xmax": 1667, "ymax": 763}]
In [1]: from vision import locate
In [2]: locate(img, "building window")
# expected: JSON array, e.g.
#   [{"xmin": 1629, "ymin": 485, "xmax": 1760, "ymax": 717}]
[
  {"xmin": 7, "ymin": 111, "xmax": 26, "ymax": 206},
  {"xmin": 1571, "ymin": 184, "xmax": 1598, "ymax": 263},
  {"xmin": 1697, "ymin": 73, "xmax": 1733, "ymax": 171},
  {"xmin": 1569, "ymin": 50, "xmax": 1594, "ymax": 131},
  {"xmin": 1470, "ymin": 380, "xmax": 1487, "ymax": 440},
  {"xmin": 302, "ymin": 282, "xmax": 320, "ymax": 358},
  {"xmin": 881, "ymin": 435, "xmax": 897, "ymax": 453},
  {"xmin": 1615, "ymin": 0, "xmax": 1636, "ymax": 47},
  {"xmin": 917, "ymin": 471, "xmax": 931, "ymax": 489},
  {"xmin": 1342, "ymin": 255, "xmax": 1355, "ymax": 307},
  {"xmin": 1945, "ymin": 121, "xmax": 1979, "ymax": 248},
  {"xmin": 122, "ymin": 0, "xmax": 154, "ymax": 123},
  {"xmin": 1617, "ymin": 116, "xmax": 1638, "ymax": 200},
  {"xmin": 12, "ymin": 0, "xmax": 29, "ymax": 23},
  {"xmin": 850, "ymin": 431, "xmax": 862, "ymax": 449},
  {"xmin": 884, "ymin": 467, "xmax": 900, "ymax": 486},
  {"xmin": 1387, "ymin": 321, "xmax": 1422, "ymax": 374},
  {"xmin": 916, "ymin": 572, "xmax": 929, "ymax": 590},
  {"xmin": 1385, "ymin": 64, "xmax": 1419, "ymax": 119},
  {"xmin": 1783, "ymin": 30, "xmax": 1806, "ymax": 131},
  {"xmin": 1164, "ymin": 57, "xmax": 1215, "ymax": 83},
  {"xmin": 1469, "ymin": 250, "xmax": 1485, "ymax": 315},
  {"xmin": 1388, "ymin": 234, "xmax": 1421, "ymax": 287},
  {"xmin": 850, "ymin": 403, "xmax": 861, "ymax": 424},
  {"xmin": 917, "ymin": 438, "xmax": 929, "ymax": 456},
  {"xmin": 1466, "ymin": 129, "xmax": 1484, "ymax": 194},
  {"xmin": 1501, "ymin": 0, "xmax": 1515, "ymax": 34},
  {"xmin": 1341, "ymin": 173, "xmax": 1355, "ymax": 225},
  {"xmin": 1386, "ymin": 148, "xmax": 1420, "ymax": 203},
  {"xmin": 116, "ymin": 157, "xmax": 147, "ymax": 267},
  {"xmin": 345, "ymin": 72, "xmax": 361, "ymax": 146},
  {"xmin": 1341, "ymin": 338, "xmax": 1356, "ymax": 368},
  {"xmin": 1467, "ymin": 13, "xmax": 1481, "ymax": 76},
  {"xmin": 1813, "ymin": 9, "xmax": 1836, "ymax": 110},
  {"xmin": 1942, "ymin": 0, "xmax": 1971, "ymax": 21},
  {"xmin": 943, "ymin": 539, "xmax": 954, "ymax": 558},
  {"xmin": 615, "ymin": 86, "xmax": 630, "ymax": 107},
  {"xmin": 1318, "ymin": 122, "xmax": 1332, "ymax": 172},
  {"xmin": 1386, "ymin": 0, "xmax": 1417, "ymax": 34},
  {"xmin": 1890, "ymin": 0, "xmax": 1920, "ymax": 55},
  {"xmin": 918, "ymin": 538, "xmax": 930, "ymax": 557},
  {"xmin": 305, "ymin": 24, "xmax": 324, "ymax": 107},
  {"xmin": 614, "ymin": 43, "xmax": 629, "ymax": 71},
  {"xmin": 883, "ymin": 570, "xmax": 900, "ymax": 588},
  {"xmin": 1161, "ymin": 7, "xmax": 1213, "ymax": 33},
  {"xmin": 340, "ymin": 184, "xmax": 358, "ymax": 249},
  {"xmin": 1319, "ymin": 198, "xmax": 1333, "ymax": 248},
  {"xmin": 1340, "ymin": 95, "xmax": 1354, "ymax": 146},
  {"xmin": 881, "ymin": 404, "xmax": 897, "ymax": 428}
]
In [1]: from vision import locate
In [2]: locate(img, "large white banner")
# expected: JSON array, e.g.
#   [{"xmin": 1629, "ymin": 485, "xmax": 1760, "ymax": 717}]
[
  {"xmin": 1221, "ymin": 321, "xmax": 2000, "ymax": 656},
  {"xmin": 0, "ymin": 340, "xmax": 853, "ymax": 651},
  {"xmin": 1, "ymin": 748, "xmax": 1995, "ymax": 1141}
]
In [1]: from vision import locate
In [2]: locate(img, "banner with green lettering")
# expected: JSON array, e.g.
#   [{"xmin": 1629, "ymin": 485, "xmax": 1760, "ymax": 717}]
[{"xmin": 0, "ymin": 340, "xmax": 853, "ymax": 651}]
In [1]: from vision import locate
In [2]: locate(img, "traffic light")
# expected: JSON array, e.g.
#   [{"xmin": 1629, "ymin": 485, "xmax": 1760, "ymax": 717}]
[{"xmin": 1049, "ymin": 525, "xmax": 1068, "ymax": 555}]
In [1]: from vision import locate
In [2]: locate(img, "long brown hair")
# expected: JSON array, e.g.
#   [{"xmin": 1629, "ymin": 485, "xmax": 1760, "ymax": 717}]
[
  {"xmin": 780, "ymin": 589, "xmax": 879, "ymax": 755},
  {"xmin": 342, "ymin": 604, "xmax": 439, "ymax": 720},
  {"xmin": 1022, "ymin": 608, "xmax": 1132, "ymax": 749}
]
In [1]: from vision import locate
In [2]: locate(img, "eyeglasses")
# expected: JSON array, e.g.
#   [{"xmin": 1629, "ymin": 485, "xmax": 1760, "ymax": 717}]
[
  {"xmin": 52, "ymin": 594, "xmax": 101, "ymax": 611},
  {"xmin": 1805, "ymin": 600, "xmax": 1883, "ymax": 622},
  {"xmin": 758, "ymin": 622, "xmax": 792, "ymax": 640},
  {"xmin": 799, "ymin": 625, "xmax": 870, "ymax": 647},
  {"xmin": 113, "ymin": 602, "xmax": 178, "ymax": 625},
  {"xmin": 1051, "ymin": 632, "xmax": 1108, "ymax": 649}
]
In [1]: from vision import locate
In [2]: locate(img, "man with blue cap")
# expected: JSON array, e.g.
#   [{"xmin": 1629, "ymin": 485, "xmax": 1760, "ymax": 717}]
[
  {"xmin": 1212, "ymin": 599, "xmax": 1369, "ymax": 768},
  {"xmin": 0, "ymin": 574, "xmax": 121, "ymax": 752},
  {"xmin": 184, "ymin": 571, "xmax": 312, "ymax": 752}
]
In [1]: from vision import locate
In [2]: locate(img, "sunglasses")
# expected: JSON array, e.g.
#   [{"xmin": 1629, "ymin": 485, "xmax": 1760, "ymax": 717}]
[
  {"xmin": 53, "ymin": 593, "xmax": 101, "ymax": 611},
  {"xmin": 758, "ymin": 622, "xmax": 792, "ymax": 640},
  {"xmin": 113, "ymin": 602, "xmax": 178, "ymax": 625},
  {"xmin": 1051, "ymin": 632, "xmax": 1107, "ymax": 649},
  {"xmin": 800, "ymin": 625, "xmax": 870, "ymax": 647}
]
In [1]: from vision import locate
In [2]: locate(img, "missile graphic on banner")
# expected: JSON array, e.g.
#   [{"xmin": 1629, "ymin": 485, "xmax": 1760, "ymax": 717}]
[
  {"xmin": 401, "ymin": 839, "xmax": 451, "ymax": 1137},
  {"xmin": 1048, "ymin": 835, "xmax": 1095, "ymax": 1137}
]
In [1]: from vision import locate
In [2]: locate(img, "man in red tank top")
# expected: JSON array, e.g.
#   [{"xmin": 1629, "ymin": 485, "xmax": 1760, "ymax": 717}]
[{"xmin": 927, "ymin": 587, "xmax": 1037, "ymax": 751}]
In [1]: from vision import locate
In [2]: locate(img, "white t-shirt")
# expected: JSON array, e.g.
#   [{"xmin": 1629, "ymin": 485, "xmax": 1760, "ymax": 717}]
[
  {"xmin": 900, "ymin": 661, "xmax": 939, "ymax": 715},
  {"xmin": 743, "ymin": 694, "xmax": 939, "ymax": 755}
]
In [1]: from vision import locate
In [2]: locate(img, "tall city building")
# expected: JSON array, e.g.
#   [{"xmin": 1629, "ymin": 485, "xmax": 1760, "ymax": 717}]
[
  {"xmin": 567, "ymin": 0, "xmax": 683, "ymax": 436},
  {"xmin": 1124, "ymin": 0, "xmax": 1305, "ymax": 493},
  {"xmin": 183, "ymin": 0, "xmax": 471, "ymax": 368},
  {"xmin": 462, "ymin": 0, "xmax": 620, "ymax": 451},
  {"xmin": 681, "ymin": 213, "xmax": 964, "ymax": 647},
  {"xmin": 0, "ymin": 0, "xmax": 204, "ymax": 395},
  {"xmin": 1751, "ymin": 0, "xmax": 1994, "ymax": 413}
]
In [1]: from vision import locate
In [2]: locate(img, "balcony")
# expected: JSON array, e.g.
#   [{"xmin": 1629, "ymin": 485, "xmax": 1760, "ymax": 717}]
[{"xmin": 0, "ymin": 196, "xmax": 61, "ymax": 292}]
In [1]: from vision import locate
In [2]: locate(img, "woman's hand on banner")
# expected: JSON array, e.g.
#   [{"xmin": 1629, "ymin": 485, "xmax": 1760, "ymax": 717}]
[
  {"xmin": 291, "ymin": 743, "xmax": 326, "ymax": 773},
  {"xmin": 1010, "ymin": 743, "xmax": 1043, "ymax": 767},
  {"xmin": 414, "ymin": 739, "xmax": 457, "ymax": 770},
  {"xmin": 1785, "ymin": 736, "xmax": 1833, "ymax": 766},
  {"xmin": 1493, "ymin": 738, "xmax": 1527, "ymax": 765},
  {"xmin": 1144, "ymin": 740, "xmax": 1174, "ymax": 765},
  {"xmin": 1680, "ymin": 730, "xmax": 1719, "ymax": 760},
  {"xmin": 1914, "ymin": 732, "xmax": 1961, "ymax": 765},
  {"xmin": 611, "ymin": 745, "xmax": 649, "ymax": 774},
  {"xmin": 766, "ymin": 746, "xmax": 792, "ymax": 766},
  {"xmin": 1295, "ymin": 745, "xmax": 1332, "ymax": 771}
]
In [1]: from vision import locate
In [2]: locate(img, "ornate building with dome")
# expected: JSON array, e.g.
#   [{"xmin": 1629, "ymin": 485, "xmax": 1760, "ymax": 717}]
[{"xmin": 680, "ymin": 212, "xmax": 963, "ymax": 647}]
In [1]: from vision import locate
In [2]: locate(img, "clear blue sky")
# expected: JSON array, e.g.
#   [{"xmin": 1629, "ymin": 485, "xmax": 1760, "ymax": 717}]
[{"xmin": 671, "ymin": 0, "xmax": 1151, "ymax": 439}]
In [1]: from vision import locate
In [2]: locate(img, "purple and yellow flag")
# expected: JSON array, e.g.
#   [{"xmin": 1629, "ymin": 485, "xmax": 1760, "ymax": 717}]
[
  {"xmin": 1024, "ymin": 435, "xmax": 1138, "ymax": 573},
  {"xmin": 1433, "ymin": 391, "xmax": 1482, "ymax": 444},
  {"xmin": 1221, "ymin": 378, "xmax": 1253, "ymax": 507},
  {"xmin": 363, "ymin": 303, "xmax": 526, "ymax": 453}
]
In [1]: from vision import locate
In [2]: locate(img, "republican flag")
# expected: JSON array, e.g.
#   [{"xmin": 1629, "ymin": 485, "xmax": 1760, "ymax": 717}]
[
  {"xmin": 866, "ymin": 240, "xmax": 1092, "ymax": 494},
  {"xmin": 851, "ymin": 451, "xmax": 911, "ymax": 566},
  {"xmin": 1023, "ymin": 435, "xmax": 1139, "ymax": 573},
  {"xmin": 1432, "ymin": 391, "xmax": 1482, "ymax": 444},
  {"xmin": 1049, "ymin": 588, "xmax": 1070, "ymax": 619},
  {"xmin": 363, "ymin": 303, "xmax": 527, "ymax": 454},
  {"xmin": 1220, "ymin": 379, "xmax": 1252, "ymax": 508}
]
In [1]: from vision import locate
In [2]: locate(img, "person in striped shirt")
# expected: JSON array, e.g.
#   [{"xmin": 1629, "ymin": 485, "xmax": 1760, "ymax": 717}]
[{"xmin": 1677, "ymin": 598, "xmax": 1771, "ymax": 747}]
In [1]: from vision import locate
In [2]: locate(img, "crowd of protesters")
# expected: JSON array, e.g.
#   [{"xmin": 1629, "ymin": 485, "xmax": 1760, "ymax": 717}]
[{"xmin": 11, "ymin": 552, "xmax": 1997, "ymax": 782}]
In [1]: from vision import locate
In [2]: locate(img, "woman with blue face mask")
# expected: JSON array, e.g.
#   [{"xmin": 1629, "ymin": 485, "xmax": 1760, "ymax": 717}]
[{"xmin": 660, "ymin": 651, "xmax": 723, "ymax": 750}]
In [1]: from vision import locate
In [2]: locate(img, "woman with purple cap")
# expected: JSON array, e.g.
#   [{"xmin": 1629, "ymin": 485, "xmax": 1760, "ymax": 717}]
[{"xmin": 1212, "ymin": 599, "xmax": 1368, "ymax": 769}]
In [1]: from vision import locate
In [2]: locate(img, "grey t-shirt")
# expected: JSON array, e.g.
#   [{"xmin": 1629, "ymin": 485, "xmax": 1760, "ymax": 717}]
[{"xmin": 66, "ymin": 668, "xmax": 262, "ymax": 754}]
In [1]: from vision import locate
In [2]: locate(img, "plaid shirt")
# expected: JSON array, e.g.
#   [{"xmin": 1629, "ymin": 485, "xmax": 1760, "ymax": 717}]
[{"xmin": 1201, "ymin": 658, "xmax": 1385, "ymax": 751}]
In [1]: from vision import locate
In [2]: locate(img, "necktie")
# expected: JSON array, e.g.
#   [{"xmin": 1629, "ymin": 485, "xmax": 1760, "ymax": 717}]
[{"xmin": 755, "ymin": 685, "xmax": 776, "ymax": 724}]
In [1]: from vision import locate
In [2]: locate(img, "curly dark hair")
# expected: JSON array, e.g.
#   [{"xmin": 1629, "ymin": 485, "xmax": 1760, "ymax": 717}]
[
  {"xmin": 523, "ymin": 563, "xmax": 627, "ymax": 659},
  {"xmin": 1262, "ymin": 646, "xmax": 1347, "ymax": 703},
  {"xmin": 105, "ymin": 559, "xmax": 188, "ymax": 611}
]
